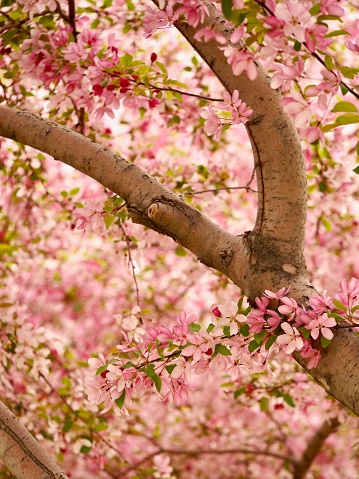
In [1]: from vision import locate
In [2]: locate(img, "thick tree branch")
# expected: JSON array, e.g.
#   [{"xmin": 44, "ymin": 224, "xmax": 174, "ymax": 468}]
[
  {"xmin": 292, "ymin": 417, "xmax": 340, "ymax": 479},
  {"xmin": 0, "ymin": 105, "xmax": 248, "ymax": 288},
  {"xmin": 151, "ymin": 1, "xmax": 310, "ymax": 299},
  {"xmin": 0, "ymin": 400, "xmax": 69, "ymax": 479}
]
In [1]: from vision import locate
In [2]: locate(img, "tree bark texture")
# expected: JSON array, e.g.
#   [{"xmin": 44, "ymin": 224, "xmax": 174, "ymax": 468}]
[{"xmin": 0, "ymin": 401, "xmax": 69, "ymax": 479}]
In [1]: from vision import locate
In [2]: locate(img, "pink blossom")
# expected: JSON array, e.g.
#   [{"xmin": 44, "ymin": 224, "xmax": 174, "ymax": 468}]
[
  {"xmin": 305, "ymin": 69, "xmax": 341, "ymax": 110},
  {"xmin": 223, "ymin": 47, "xmax": 257, "ymax": 80},
  {"xmin": 345, "ymin": 38, "xmax": 359, "ymax": 53},
  {"xmin": 267, "ymin": 310, "xmax": 281, "ymax": 331},
  {"xmin": 276, "ymin": 322, "xmax": 303, "ymax": 354},
  {"xmin": 230, "ymin": 26, "xmax": 244, "ymax": 44},
  {"xmin": 247, "ymin": 310, "xmax": 266, "ymax": 333},
  {"xmin": 281, "ymin": 89, "xmax": 311, "ymax": 128},
  {"xmin": 271, "ymin": 59, "xmax": 304, "ymax": 91},
  {"xmin": 275, "ymin": 1, "xmax": 311, "ymax": 43},
  {"xmin": 309, "ymin": 291, "xmax": 334, "ymax": 314},
  {"xmin": 299, "ymin": 126, "xmax": 325, "ymax": 144},
  {"xmin": 143, "ymin": 5, "xmax": 178, "ymax": 38},
  {"xmin": 337, "ymin": 277, "xmax": 359, "ymax": 306},
  {"xmin": 264, "ymin": 287, "xmax": 290, "ymax": 300},
  {"xmin": 177, "ymin": 0, "xmax": 209, "ymax": 28},
  {"xmin": 305, "ymin": 24, "xmax": 332, "ymax": 53},
  {"xmin": 278, "ymin": 297, "xmax": 298, "ymax": 318},
  {"xmin": 300, "ymin": 340, "xmax": 321, "ymax": 369},
  {"xmin": 194, "ymin": 28, "xmax": 226, "ymax": 44},
  {"xmin": 153, "ymin": 455, "xmax": 173, "ymax": 479},
  {"xmin": 308, "ymin": 313, "xmax": 336, "ymax": 340},
  {"xmin": 201, "ymin": 106, "xmax": 223, "ymax": 141},
  {"xmin": 321, "ymin": 0, "xmax": 345, "ymax": 16},
  {"xmin": 64, "ymin": 41, "xmax": 88, "ymax": 63},
  {"xmin": 75, "ymin": 199, "xmax": 106, "ymax": 235}
]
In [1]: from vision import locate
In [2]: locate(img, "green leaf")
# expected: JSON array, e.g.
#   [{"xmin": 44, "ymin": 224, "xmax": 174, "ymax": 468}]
[
  {"xmin": 80, "ymin": 445, "xmax": 92, "ymax": 454},
  {"xmin": 356, "ymin": 142, "xmax": 359, "ymax": 156},
  {"xmin": 353, "ymin": 165, "xmax": 359, "ymax": 174},
  {"xmin": 324, "ymin": 54, "xmax": 334, "ymax": 70},
  {"xmin": 121, "ymin": 53, "xmax": 133, "ymax": 68},
  {"xmin": 248, "ymin": 340, "xmax": 261, "ymax": 353},
  {"xmin": 321, "ymin": 336, "xmax": 332, "ymax": 348},
  {"xmin": 165, "ymin": 364, "xmax": 176, "ymax": 374},
  {"xmin": 215, "ymin": 344, "xmax": 232, "ymax": 356},
  {"xmin": 254, "ymin": 329, "xmax": 266, "ymax": 344},
  {"xmin": 321, "ymin": 217, "xmax": 331, "ymax": 232},
  {"xmin": 324, "ymin": 29, "xmax": 349, "ymax": 38},
  {"xmin": 317, "ymin": 14, "xmax": 343, "ymax": 23},
  {"xmin": 155, "ymin": 61, "xmax": 167, "ymax": 74},
  {"xmin": 332, "ymin": 101, "xmax": 358, "ymax": 113},
  {"xmin": 298, "ymin": 327, "xmax": 311, "ymax": 340},
  {"xmin": 332, "ymin": 299, "xmax": 347, "ymax": 311},
  {"xmin": 70, "ymin": 187, "xmax": 80, "ymax": 195},
  {"xmin": 115, "ymin": 390, "xmax": 126, "ymax": 409},
  {"xmin": 265, "ymin": 335, "xmax": 276, "ymax": 350},
  {"xmin": 189, "ymin": 322, "xmax": 201, "ymax": 332},
  {"xmin": 327, "ymin": 312, "xmax": 346, "ymax": 322},
  {"xmin": 309, "ymin": 2, "xmax": 320, "ymax": 15},
  {"xmin": 321, "ymin": 123, "xmax": 337, "ymax": 133},
  {"xmin": 207, "ymin": 323, "xmax": 215, "ymax": 333},
  {"xmin": 175, "ymin": 245, "xmax": 187, "ymax": 256},
  {"xmin": 153, "ymin": 374, "xmax": 162, "ymax": 392},
  {"xmin": 223, "ymin": 325, "xmax": 231, "ymax": 338},
  {"xmin": 63, "ymin": 418, "xmax": 73, "ymax": 432},
  {"xmin": 294, "ymin": 41, "xmax": 301, "ymax": 52},
  {"xmin": 104, "ymin": 215, "xmax": 114, "ymax": 229},
  {"xmin": 145, "ymin": 364, "xmax": 156, "ymax": 378},
  {"xmin": 167, "ymin": 115, "xmax": 181, "ymax": 128},
  {"xmin": 260, "ymin": 396, "xmax": 269, "ymax": 412},
  {"xmin": 96, "ymin": 365, "xmax": 108, "ymax": 375},
  {"xmin": 335, "ymin": 114, "xmax": 359, "ymax": 125},
  {"xmin": 103, "ymin": 0, "xmax": 113, "ymax": 7},
  {"xmin": 234, "ymin": 387, "xmax": 245, "ymax": 399},
  {"xmin": 283, "ymin": 393, "xmax": 295, "ymax": 407},
  {"xmin": 221, "ymin": 0, "xmax": 233, "ymax": 20}
]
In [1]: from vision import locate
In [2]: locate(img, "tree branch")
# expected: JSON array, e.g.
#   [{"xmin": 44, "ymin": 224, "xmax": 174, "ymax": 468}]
[
  {"xmin": 153, "ymin": 1, "xmax": 310, "ymax": 300},
  {"xmin": 0, "ymin": 400, "xmax": 69, "ymax": 479},
  {"xmin": 0, "ymin": 105, "xmax": 248, "ymax": 288},
  {"xmin": 292, "ymin": 417, "xmax": 340, "ymax": 479}
]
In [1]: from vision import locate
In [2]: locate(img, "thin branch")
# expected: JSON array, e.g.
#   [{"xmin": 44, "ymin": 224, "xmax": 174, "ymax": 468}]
[
  {"xmin": 119, "ymin": 223, "xmax": 140, "ymax": 307},
  {"xmin": 184, "ymin": 185, "xmax": 257, "ymax": 196},
  {"xmin": 292, "ymin": 417, "xmax": 340, "ymax": 479},
  {"xmin": 254, "ymin": 0, "xmax": 359, "ymax": 101},
  {"xmin": 141, "ymin": 81, "xmax": 224, "ymax": 101},
  {"xmin": 38, "ymin": 373, "xmax": 128, "ymax": 464},
  {"xmin": 118, "ymin": 444, "xmax": 296, "ymax": 478},
  {"xmin": 161, "ymin": 447, "xmax": 296, "ymax": 462}
]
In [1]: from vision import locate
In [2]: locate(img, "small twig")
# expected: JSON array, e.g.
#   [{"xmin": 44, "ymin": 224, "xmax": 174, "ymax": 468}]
[
  {"xmin": 38, "ymin": 373, "xmax": 128, "ymax": 463},
  {"xmin": 68, "ymin": 0, "xmax": 77, "ymax": 38},
  {"xmin": 117, "ymin": 445, "xmax": 296, "ymax": 478},
  {"xmin": 108, "ymin": 72, "xmax": 223, "ymax": 102},
  {"xmin": 184, "ymin": 185, "xmax": 257, "ymax": 196},
  {"xmin": 253, "ymin": 0, "xmax": 359, "ymax": 101},
  {"xmin": 119, "ymin": 223, "xmax": 140, "ymax": 307},
  {"xmin": 140, "ymin": 81, "xmax": 224, "ymax": 102}
]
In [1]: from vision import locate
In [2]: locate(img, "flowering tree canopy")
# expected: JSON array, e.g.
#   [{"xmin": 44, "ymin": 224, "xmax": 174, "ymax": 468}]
[{"xmin": 0, "ymin": 0, "xmax": 358, "ymax": 478}]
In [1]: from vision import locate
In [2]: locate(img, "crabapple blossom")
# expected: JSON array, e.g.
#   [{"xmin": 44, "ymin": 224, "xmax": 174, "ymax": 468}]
[
  {"xmin": 308, "ymin": 313, "xmax": 337, "ymax": 340},
  {"xmin": 276, "ymin": 323, "xmax": 304, "ymax": 354}
]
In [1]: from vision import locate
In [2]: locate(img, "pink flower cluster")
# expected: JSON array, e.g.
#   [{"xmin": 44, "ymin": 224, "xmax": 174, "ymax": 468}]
[
  {"xmin": 87, "ymin": 278, "xmax": 359, "ymax": 414},
  {"xmin": 201, "ymin": 89, "xmax": 253, "ymax": 140}
]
